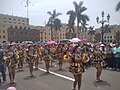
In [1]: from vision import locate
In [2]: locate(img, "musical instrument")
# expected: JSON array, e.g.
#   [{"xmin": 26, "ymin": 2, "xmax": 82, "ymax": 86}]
[
  {"xmin": 82, "ymin": 53, "xmax": 89, "ymax": 63},
  {"xmin": 64, "ymin": 55, "xmax": 71, "ymax": 63}
]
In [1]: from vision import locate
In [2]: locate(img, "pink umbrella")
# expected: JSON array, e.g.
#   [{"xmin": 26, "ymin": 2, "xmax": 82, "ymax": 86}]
[
  {"xmin": 80, "ymin": 39, "xmax": 87, "ymax": 44},
  {"xmin": 47, "ymin": 41, "xmax": 56, "ymax": 44}
]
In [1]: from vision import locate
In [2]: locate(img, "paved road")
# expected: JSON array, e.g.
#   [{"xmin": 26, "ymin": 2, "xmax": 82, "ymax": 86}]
[{"xmin": 0, "ymin": 62, "xmax": 120, "ymax": 90}]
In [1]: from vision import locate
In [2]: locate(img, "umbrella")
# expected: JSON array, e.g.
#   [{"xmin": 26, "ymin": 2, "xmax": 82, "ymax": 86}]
[
  {"xmin": 47, "ymin": 41, "xmax": 56, "ymax": 44},
  {"xmin": 80, "ymin": 39, "xmax": 87, "ymax": 44},
  {"xmin": 70, "ymin": 38, "xmax": 81, "ymax": 42}
]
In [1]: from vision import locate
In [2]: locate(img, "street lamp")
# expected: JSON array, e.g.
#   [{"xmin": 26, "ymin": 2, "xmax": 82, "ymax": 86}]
[{"xmin": 96, "ymin": 11, "xmax": 110, "ymax": 43}]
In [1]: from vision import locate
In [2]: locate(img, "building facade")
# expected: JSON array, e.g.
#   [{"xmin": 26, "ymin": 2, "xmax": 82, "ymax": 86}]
[
  {"xmin": 0, "ymin": 14, "xmax": 29, "ymax": 42},
  {"xmin": 78, "ymin": 25, "xmax": 120, "ymax": 43},
  {"xmin": 8, "ymin": 27, "xmax": 40, "ymax": 42}
]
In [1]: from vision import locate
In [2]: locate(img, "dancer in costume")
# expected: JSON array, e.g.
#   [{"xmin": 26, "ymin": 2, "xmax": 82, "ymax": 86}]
[
  {"xmin": 17, "ymin": 45, "xmax": 24, "ymax": 71},
  {"xmin": 26, "ymin": 45, "xmax": 35, "ymax": 77},
  {"xmin": 65, "ymin": 46, "xmax": 86, "ymax": 90},
  {"xmin": 5, "ymin": 45, "xmax": 17, "ymax": 84},
  {"xmin": 91, "ymin": 45, "xmax": 105, "ymax": 83},
  {"xmin": 43, "ymin": 45, "xmax": 50, "ymax": 73},
  {"xmin": 57, "ymin": 44, "xmax": 63, "ymax": 70}
]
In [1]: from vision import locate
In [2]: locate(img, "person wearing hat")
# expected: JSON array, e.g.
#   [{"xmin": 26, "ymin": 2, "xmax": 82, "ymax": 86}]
[
  {"xmin": 112, "ymin": 43, "xmax": 120, "ymax": 71},
  {"xmin": 0, "ymin": 45, "xmax": 6, "ymax": 84},
  {"xmin": 7, "ymin": 45, "xmax": 17, "ymax": 84},
  {"xmin": 91, "ymin": 45, "xmax": 105, "ymax": 83},
  {"xmin": 68, "ymin": 45, "xmax": 85, "ymax": 90},
  {"xmin": 26, "ymin": 45, "xmax": 35, "ymax": 77},
  {"xmin": 7, "ymin": 87, "xmax": 16, "ymax": 90},
  {"xmin": 43, "ymin": 44, "xmax": 50, "ymax": 73}
]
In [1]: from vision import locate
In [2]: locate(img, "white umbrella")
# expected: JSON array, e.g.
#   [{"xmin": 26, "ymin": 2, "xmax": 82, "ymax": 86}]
[{"xmin": 70, "ymin": 38, "xmax": 81, "ymax": 42}]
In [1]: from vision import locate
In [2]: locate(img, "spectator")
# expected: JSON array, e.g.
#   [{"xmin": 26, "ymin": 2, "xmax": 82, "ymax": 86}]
[{"xmin": 0, "ymin": 45, "xmax": 6, "ymax": 83}]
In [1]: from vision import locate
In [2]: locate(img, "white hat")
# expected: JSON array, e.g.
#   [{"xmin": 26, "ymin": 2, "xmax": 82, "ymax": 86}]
[
  {"xmin": 100, "ymin": 44, "xmax": 105, "ymax": 46},
  {"xmin": 7, "ymin": 87, "xmax": 16, "ymax": 90}
]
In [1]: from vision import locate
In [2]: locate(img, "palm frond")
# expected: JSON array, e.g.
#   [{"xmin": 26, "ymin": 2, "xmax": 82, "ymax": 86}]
[
  {"xmin": 73, "ymin": 1, "xmax": 79, "ymax": 12},
  {"xmin": 47, "ymin": 11, "xmax": 52, "ymax": 16},
  {"xmin": 116, "ymin": 2, "xmax": 120, "ymax": 12},
  {"xmin": 79, "ymin": 6, "xmax": 87, "ymax": 13},
  {"xmin": 81, "ymin": 14, "xmax": 90, "ymax": 21}
]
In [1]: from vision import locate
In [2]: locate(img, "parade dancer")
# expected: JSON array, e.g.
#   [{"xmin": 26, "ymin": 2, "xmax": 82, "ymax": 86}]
[
  {"xmin": 91, "ymin": 45, "xmax": 105, "ymax": 83},
  {"xmin": 34, "ymin": 45, "xmax": 39, "ymax": 70},
  {"xmin": 17, "ymin": 46, "xmax": 24, "ymax": 71},
  {"xmin": 43, "ymin": 45, "xmax": 50, "ymax": 73},
  {"xmin": 26, "ymin": 45, "xmax": 35, "ymax": 77},
  {"xmin": 57, "ymin": 44, "xmax": 63, "ymax": 70},
  {"xmin": 6, "ymin": 45, "xmax": 17, "ymax": 84},
  {"xmin": 66, "ymin": 46, "xmax": 85, "ymax": 90}
]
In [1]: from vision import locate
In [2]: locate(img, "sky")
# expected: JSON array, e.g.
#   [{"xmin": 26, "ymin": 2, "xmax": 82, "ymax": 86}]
[{"xmin": 0, "ymin": 0, "xmax": 120, "ymax": 27}]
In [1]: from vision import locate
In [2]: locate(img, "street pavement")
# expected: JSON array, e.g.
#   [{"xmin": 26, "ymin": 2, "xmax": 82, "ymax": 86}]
[{"xmin": 0, "ymin": 62, "xmax": 120, "ymax": 90}]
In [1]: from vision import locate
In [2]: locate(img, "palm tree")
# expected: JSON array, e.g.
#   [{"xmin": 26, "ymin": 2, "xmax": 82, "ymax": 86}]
[
  {"xmin": 66, "ymin": 10, "xmax": 76, "ymax": 33},
  {"xmin": 66, "ymin": 10, "xmax": 76, "ymax": 39},
  {"xmin": 88, "ymin": 26, "xmax": 96, "ymax": 43},
  {"xmin": 116, "ymin": 2, "xmax": 120, "ymax": 12},
  {"xmin": 73, "ymin": 1, "xmax": 90, "ymax": 31},
  {"xmin": 67, "ymin": 1, "xmax": 89, "ymax": 39},
  {"xmin": 103, "ymin": 24, "xmax": 112, "ymax": 33},
  {"xmin": 47, "ymin": 10, "xmax": 62, "ymax": 41}
]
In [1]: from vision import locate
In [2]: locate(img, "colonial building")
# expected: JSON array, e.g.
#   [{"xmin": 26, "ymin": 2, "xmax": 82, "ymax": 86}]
[
  {"xmin": 0, "ymin": 14, "xmax": 29, "ymax": 42},
  {"xmin": 78, "ymin": 25, "xmax": 120, "ymax": 43},
  {"xmin": 8, "ymin": 27, "xmax": 40, "ymax": 42}
]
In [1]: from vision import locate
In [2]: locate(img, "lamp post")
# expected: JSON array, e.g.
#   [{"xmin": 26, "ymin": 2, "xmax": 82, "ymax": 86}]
[{"xmin": 96, "ymin": 11, "xmax": 110, "ymax": 43}]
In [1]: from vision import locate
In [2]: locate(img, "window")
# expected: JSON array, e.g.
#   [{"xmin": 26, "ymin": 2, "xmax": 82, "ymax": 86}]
[
  {"xmin": 22, "ymin": 20, "xmax": 24, "ymax": 22},
  {"xmin": 9, "ymin": 22, "xmax": 11, "ymax": 23},
  {"xmin": 15, "ymin": 26, "xmax": 17, "ymax": 29},
  {"xmin": 10, "ymin": 26, "xmax": 13, "ymax": 28},
  {"xmin": 9, "ymin": 18, "xmax": 11, "ymax": 20},
  {"xmin": 13, "ymin": 19, "xmax": 16, "ymax": 21},
  {"xmin": 107, "ymin": 36, "xmax": 109, "ymax": 38},
  {"xmin": 110, "ymin": 36, "xmax": 112, "ymax": 38},
  {"xmin": 3, "ymin": 25, "xmax": 5, "ymax": 27},
  {"xmin": 24, "ymin": 27, "xmax": 26, "ymax": 29},
  {"xmin": 0, "ymin": 35, "xmax": 1, "ymax": 38},
  {"xmin": 20, "ymin": 27, "xmax": 22, "ymax": 29},
  {"xmin": 18, "ymin": 19, "xmax": 20, "ymax": 21},
  {"xmin": 3, "ymin": 30, "xmax": 5, "ymax": 33},
  {"xmin": 104, "ymin": 36, "xmax": 106, "ymax": 39},
  {"xmin": 3, "ymin": 35, "xmax": 5, "ymax": 38}
]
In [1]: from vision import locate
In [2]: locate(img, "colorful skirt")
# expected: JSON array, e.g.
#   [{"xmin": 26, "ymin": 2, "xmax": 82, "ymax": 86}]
[
  {"xmin": 68, "ymin": 63, "xmax": 85, "ymax": 75},
  {"xmin": 92, "ymin": 60, "xmax": 106, "ymax": 67}
]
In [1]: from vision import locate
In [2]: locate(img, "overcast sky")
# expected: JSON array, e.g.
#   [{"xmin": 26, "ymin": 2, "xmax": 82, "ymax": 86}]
[{"xmin": 0, "ymin": 0, "xmax": 120, "ymax": 27}]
